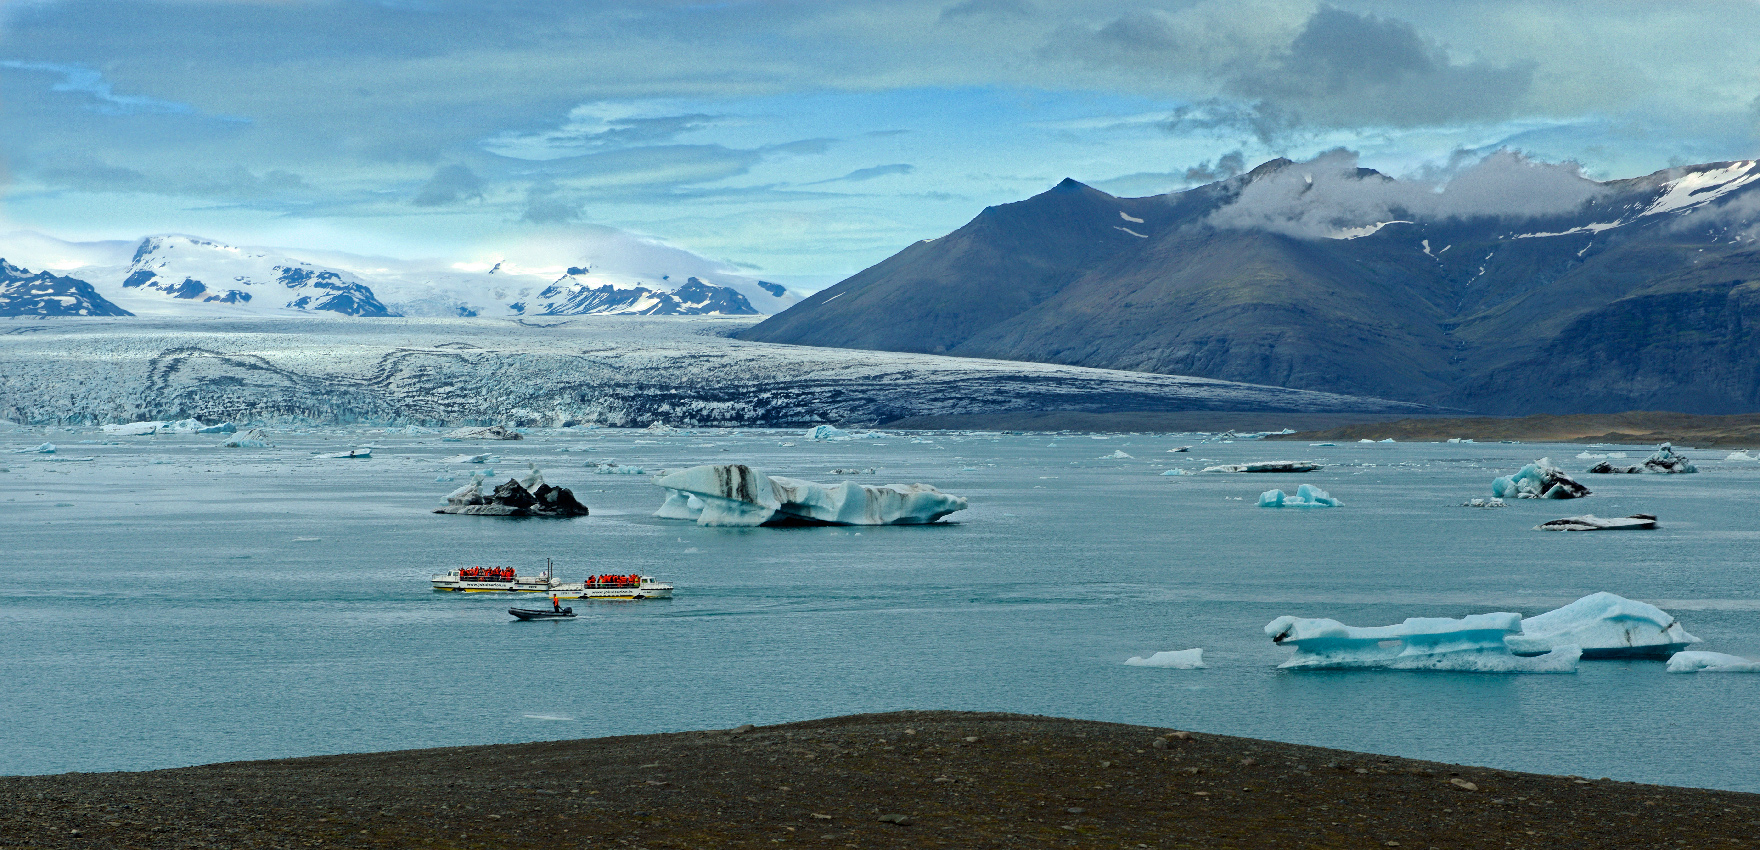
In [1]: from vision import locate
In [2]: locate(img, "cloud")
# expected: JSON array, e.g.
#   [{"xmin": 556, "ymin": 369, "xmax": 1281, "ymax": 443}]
[
  {"xmin": 1227, "ymin": 7, "xmax": 1535, "ymax": 128},
  {"xmin": 820, "ymin": 163, "xmax": 914, "ymax": 183},
  {"xmin": 1205, "ymin": 148, "xmax": 1604, "ymax": 239},
  {"xmin": 520, "ymin": 181, "xmax": 581, "ymax": 224},
  {"xmin": 411, "ymin": 164, "xmax": 485, "ymax": 207},
  {"xmin": 940, "ymin": 0, "xmax": 1035, "ymax": 21},
  {"xmin": 0, "ymin": 60, "xmax": 200, "ymax": 117}
]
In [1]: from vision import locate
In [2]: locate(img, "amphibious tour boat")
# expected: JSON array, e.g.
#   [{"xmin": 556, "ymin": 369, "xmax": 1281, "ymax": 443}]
[{"xmin": 430, "ymin": 561, "xmax": 673, "ymax": 600}]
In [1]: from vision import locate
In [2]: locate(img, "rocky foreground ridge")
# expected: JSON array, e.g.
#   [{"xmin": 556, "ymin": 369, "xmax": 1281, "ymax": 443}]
[
  {"xmin": 740, "ymin": 154, "xmax": 1760, "ymax": 415},
  {"xmin": 4, "ymin": 711, "xmax": 1756, "ymax": 850}
]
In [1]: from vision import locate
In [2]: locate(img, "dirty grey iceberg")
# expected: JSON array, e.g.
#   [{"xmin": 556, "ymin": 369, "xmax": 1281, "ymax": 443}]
[
  {"xmin": 1264, "ymin": 613, "xmax": 1580, "ymax": 672},
  {"xmin": 654, "ymin": 463, "xmax": 966, "ymax": 527},
  {"xmin": 1506, "ymin": 592, "xmax": 1700, "ymax": 658},
  {"xmin": 435, "ymin": 466, "xmax": 589, "ymax": 517},
  {"xmin": 1491, "ymin": 458, "xmax": 1591, "ymax": 499},
  {"xmin": 1586, "ymin": 443, "xmax": 1698, "ymax": 474}
]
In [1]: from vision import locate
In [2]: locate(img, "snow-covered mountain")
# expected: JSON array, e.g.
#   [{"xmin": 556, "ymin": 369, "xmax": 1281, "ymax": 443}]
[
  {"xmin": 0, "ymin": 260, "xmax": 133, "ymax": 317},
  {"xmin": 0, "ymin": 231, "xmax": 801, "ymax": 319}
]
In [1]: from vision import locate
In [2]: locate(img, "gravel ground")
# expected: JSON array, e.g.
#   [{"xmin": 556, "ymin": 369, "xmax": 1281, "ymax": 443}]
[{"xmin": 3, "ymin": 711, "xmax": 1755, "ymax": 849}]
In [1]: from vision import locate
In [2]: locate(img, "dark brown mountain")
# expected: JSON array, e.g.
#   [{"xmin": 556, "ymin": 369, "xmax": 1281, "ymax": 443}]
[{"xmin": 738, "ymin": 156, "xmax": 1760, "ymax": 414}]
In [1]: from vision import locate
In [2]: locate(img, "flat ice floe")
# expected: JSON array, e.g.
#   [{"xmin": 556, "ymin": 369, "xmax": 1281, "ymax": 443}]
[
  {"xmin": 1506, "ymin": 593, "xmax": 1699, "ymax": 658},
  {"xmin": 1258, "ymin": 484, "xmax": 1340, "ymax": 508},
  {"xmin": 1265, "ymin": 613, "xmax": 1580, "ymax": 672},
  {"xmin": 1491, "ymin": 458, "xmax": 1591, "ymax": 499},
  {"xmin": 654, "ymin": 463, "xmax": 967, "ymax": 526},
  {"xmin": 1666, "ymin": 651, "xmax": 1760, "ymax": 673},
  {"xmin": 1124, "ymin": 649, "xmax": 1206, "ymax": 668},
  {"xmin": 1534, "ymin": 514, "xmax": 1657, "ymax": 531},
  {"xmin": 1202, "ymin": 461, "xmax": 1321, "ymax": 473}
]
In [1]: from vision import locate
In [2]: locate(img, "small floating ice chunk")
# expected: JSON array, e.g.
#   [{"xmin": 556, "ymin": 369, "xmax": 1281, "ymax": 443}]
[
  {"xmin": 804, "ymin": 424, "xmax": 851, "ymax": 442},
  {"xmin": 220, "ymin": 429, "xmax": 273, "ymax": 448},
  {"xmin": 1507, "ymin": 592, "xmax": 1700, "ymax": 658},
  {"xmin": 1666, "ymin": 651, "xmax": 1760, "ymax": 673},
  {"xmin": 1166, "ymin": 446, "xmax": 1191, "ymax": 453},
  {"xmin": 1265, "ymin": 613, "xmax": 1580, "ymax": 672},
  {"xmin": 1124, "ymin": 648, "xmax": 1206, "ymax": 668},
  {"xmin": 1203, "ymin": 461, "xmax": 1321, "ymax": 473},
  {"xmin": 315, "ymin": 447, "xmax": 372, "ymax": 459},
  {"xmin": 1103, "ymin": 450, "xmax": 1133, "ymax": 459},
  {"xmin": 1258, "ymin": 484, "xmax": 1340, "ymax": 508},
  {"xmin": 447, "ymin": 453, "xmax": 492, "ymax": 464},
  {"xmin": 1461, "ymin": 498, "xmax": 1506, "ymax": 508},
  {"xmin": 1724, "ymin": 451, "xmax": 1756, "ymax": 462},
  {"xmin": 1534, "ymin": 514, "xmax": 1657, "ymax": 531},
  {"xmin": 16, "ymin": 442, "xmax": 55, "ymax": 454},
  {"xmin": 1160, "ymin": 468, "xmax": 1190, "ymax": 476},
  {"xmin": 446, "ymin": 425, "xmax": 522, "ymax": 441},
  {"xmin": 102, "ymin": 421, "xmax": 165, "ymax": 436},
  {"xmin": 1492, "ymin": 458, "xmax": 1590, "ymax": 499}
]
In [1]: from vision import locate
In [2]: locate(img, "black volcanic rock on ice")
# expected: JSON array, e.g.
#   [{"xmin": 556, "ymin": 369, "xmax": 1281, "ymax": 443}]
[
  {"xmin": 0, "ymin": 260, "xmax": 133, "ymax": 317},
  {"xmin": 738, "ymin": 155, "xmax": 1760, "ymax": 414}
]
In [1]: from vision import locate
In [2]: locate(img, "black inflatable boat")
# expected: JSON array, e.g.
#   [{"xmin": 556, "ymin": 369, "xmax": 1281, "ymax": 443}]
[{"xmin": 509, "ymin": 607, "xmax": 574, "ymax": 620}]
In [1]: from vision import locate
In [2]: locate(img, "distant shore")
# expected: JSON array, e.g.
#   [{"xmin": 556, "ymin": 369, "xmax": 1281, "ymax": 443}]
[
  {"xmin": 1268, "ymin": 410, "xmax": 1760, "ymax": 448},
  {"xmin": 6, "ymin": 711, "xmax": 1756, "ymax": 849}
]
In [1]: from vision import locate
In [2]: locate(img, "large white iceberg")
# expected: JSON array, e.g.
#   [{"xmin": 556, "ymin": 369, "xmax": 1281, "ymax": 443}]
[
  {"xmin": 1124, "ymin": 648, "xmax": 1206, "ymax": 668},
  {"xmin": 1492, "ymin": 458, "xmax": 1591, "ymax": 499},
  {"xmin": 1666, "ymin": 651, "xmax": 1760, "ymax": 673},
  {"xmin": 653, "ymin": 463, "xmax": 967, "ymax": 526},
  {"xmin": 1507, "ymin": 592, "xmax": 1700, "ymax": 658},
  {"xmin": 1265, "ymin": 613, "xmax": 1580, "ymax": 672},
  {"xmin": 1258, "ymin": 484, "xmax": 1341, "ymax": 508}
]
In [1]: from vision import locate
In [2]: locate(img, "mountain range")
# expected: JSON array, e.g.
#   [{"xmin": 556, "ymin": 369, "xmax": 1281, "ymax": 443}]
[
  {"xmin": 0, "ymin": 233, "xmax": 798, "ymax": 320},
  {"xmin": 738, "ymin": 153, "xmax": 1760, "ymax": 415}
]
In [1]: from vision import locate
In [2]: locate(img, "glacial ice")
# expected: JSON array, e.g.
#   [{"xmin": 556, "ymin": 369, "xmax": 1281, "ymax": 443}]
[
  {"xmin": 1124, "ymin": 649, "xmax": 1206, "ymax": 669},
  {"xmin": 1725, "ymin": 451, "xmax": 1757, "ymax": 462},
  {"xmin": 1103, "ymin": 450, "xmax": 1133, "ymax": 459},
  {"xmin": 1507, "ymin": 593, "xmax": 1700, "ymax": 658},
  {"xmin": 805, "ymin": 424, "xmax": 850, "ymax": 441},
  {"xmin": 434, "ymin": 465, "xmax": 589, "ymax": 517},
  {"xmin": 1257, "ymin": 484, "xmax": 1341, "ymax": 508},
  {"xmin": 1534, "ymin": 514, "xmax": 1657, "ymax": 531},
  {"xmin": 1160, "ymin": 468, "xmax": 1190, "ymax": 476},
  {"xmin": 447, "ymin": 453, "xmax": 493, "ymax": 463},
  {"xmin": 16, "ymin": 442, "xmax": 55, "ymax": 454},
  {"xmin": 1202, "ymin": 461, "xmax": 1322, "ymax": 473},
  {"xmin": 1461, "ymin": 498, "xmax": 1506, "ymax": 508},
  {"xmin": 1666, "ymin": 651, "xmax": 1760, "ymax": 673},
  {"xmin": 1264, "ymin": 613, "xmax": 1581, "ymax": 672},
  {"xmin": 1587, "ymin": 443, "xmax": 1697, "ymax": 474},
  {"xmin": 1491, "ymin": 458, "xmax": 1590, "ymax": 499},
  {"xmin": 102, "ymin": 421, "xmax": 165, "ymax": 436},
  {"xmin": 446, "ymin": 425, "xmax": 522, "ymax": 441},
  {"xmin": 315, "ymin": 447, "xmax": 372, "ymax": 459},
  {"xmin": 653, "ymin": 463, "xmax": 967, "ymax": 527},
  {"xmin": 220, "ymin": 429, "xmax": 273, "ymax": 448}
]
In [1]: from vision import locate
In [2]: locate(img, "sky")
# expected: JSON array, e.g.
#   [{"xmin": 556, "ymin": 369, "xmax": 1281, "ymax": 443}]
[{"xmin": 2, "ymin": 0, "xmax": 1758, "ymax": 289}]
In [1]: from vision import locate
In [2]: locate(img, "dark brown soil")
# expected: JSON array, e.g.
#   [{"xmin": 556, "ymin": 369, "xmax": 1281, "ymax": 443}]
[
  {"xmin": 1269, "ymin": 411, "xmax": 1760, "ymax": 448},
  {"xmin": 4, "ymin": 711, "xmax": 1755, "ymax": 849}
]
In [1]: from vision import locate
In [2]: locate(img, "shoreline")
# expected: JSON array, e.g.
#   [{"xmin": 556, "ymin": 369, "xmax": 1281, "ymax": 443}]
[
  {"xmin": 1268, "ymin": 410, "xmax": 1760, "ymax": 448},
  {"xmin": 6, "ymin": 711, "xmax": 1756, "ymax": 848}
]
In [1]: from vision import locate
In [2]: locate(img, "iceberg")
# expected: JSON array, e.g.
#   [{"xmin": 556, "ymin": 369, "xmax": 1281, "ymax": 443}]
[
  {"xmin": 1491, "ymin": 458, "xmax": 1590, "ymax": 499},
  {"xmin": 1102, "ymin": 450, "xmax": 1133, "ymax": 459},
  {"xmin": 1534, "ymin": 514, "xmax": 1657, "ymax": 531},
  {"xmin": 1160, "ymin": 468, "xmax": 1190, "ymax": 476},
  {"xmin": 1666, "ymin": 651, "xmax": 1760, "ymax": 673},
  {"xmin": 1461, "ymin": 498, "xmax": 1506, "ymax": 508},
  {"xmin": 1124, "ymin": 649, "xmax": 1205, "ymax": 668},
  {"xmin": 1724, "ymin": 451, "xmax": 1757, "ymax": 462},
  {"xmin": 15, "ymin": 442, "xmax": 55, "ymax": 454},
  {"xmin": 1587, "ymin": 443, "xmax": 1697, "ymax": 474},
  {"xmin": 220, "ymin": 429, "xmax": 273, "ymax": 448},
  {"xmin": 1265, "ymin": 613, "xmax": 1580, "ymax": 672},
  {"xmin": 102, "ymin": 421, "xmax": 165, "ymax": 436},
  {"xmin": 1506, "ymin": 592, "xmax": 1700, "ymax": 658},
  {"xmin": 434, "ymin": 465, "xmax": 589, "ymax": 517},
  {"xmin": 1202, "ymin": 461, "xmax": 1322, "ymax": 473},
  {"xmin": 804, "ymin": 424, "xmax": 851, "ymax": 441},
  {"xmin": 315, "ymin": 447, "xmax": 372, "ymax": 459},
  {"xmin": 446, "ymin": 425, "xmax": 522, "ymax": 441},
  {"xmin": 653, "ymin": 463, "xmax": 967, "ymax": 527},
  {"xmin": 446, "ymin": 453, "xmax": 493, "ymax": 463},
  {"xmin": 1257, "ymin": 484, "xmax": 1341, "ymax": 508}
]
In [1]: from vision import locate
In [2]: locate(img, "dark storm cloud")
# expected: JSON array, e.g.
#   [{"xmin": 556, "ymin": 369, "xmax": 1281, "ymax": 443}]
[
  {"xmin": 1228, "ymin": 7, "xmax": 1535, "ymax": 127},
  {"xmin": 412, "ymin": 165, "xmax": 486, "ymax": 207}
]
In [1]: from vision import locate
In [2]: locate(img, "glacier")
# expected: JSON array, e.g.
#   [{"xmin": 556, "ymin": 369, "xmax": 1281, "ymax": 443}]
[
  {"xmin": 1257, "ymin": 484, "xmax": 1341, "ymax": 508},
  {"xmin": 0, "ymin": 316, "xmax": 1427, "ymax": 428},
  {"xmin": 1265, "ymin": 613, "xmax": 1581, "ymax": 672},
  {"xmin": 1506, "ymin": 592, "xmax": 1700, "ymax": 659},
  {"xmin": 1666, "ymin": 652, "xmax": 1760, "ymax": 673},
  {"xmin": 1491, "ymin": 458, "xmax": 1591, "ymax": 499},
  {"xmin": 653, "ymin": 463, "xmax": 967, "ymax": 527}
]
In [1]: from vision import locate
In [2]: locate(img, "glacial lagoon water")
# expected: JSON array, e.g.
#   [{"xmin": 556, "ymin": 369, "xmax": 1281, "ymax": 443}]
[{"xmin": 2, "ymin": 428, "xmax": 1758, "ymax": 791}]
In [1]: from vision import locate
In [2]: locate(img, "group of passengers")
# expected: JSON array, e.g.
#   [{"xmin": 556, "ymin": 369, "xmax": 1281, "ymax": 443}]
[
  {"xmin": 462, "ymin": 566, "xmax": 516, "ymax": 581},
  {"xmin": 587, "ymin": 574, "xmax": 641, "ymax": 587}
]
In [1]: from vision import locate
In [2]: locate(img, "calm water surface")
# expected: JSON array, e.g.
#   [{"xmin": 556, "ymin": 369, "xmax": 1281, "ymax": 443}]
[{"xmin": 2, "ymin": 428, "xmax": 1757, "ymax": 790}]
